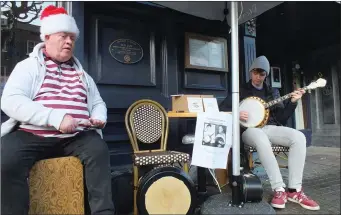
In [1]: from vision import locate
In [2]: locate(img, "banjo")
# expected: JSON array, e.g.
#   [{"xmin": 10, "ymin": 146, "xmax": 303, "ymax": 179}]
[{"xmin": 239, "ymin": 78, "xmax": 327, "ymax": 128}]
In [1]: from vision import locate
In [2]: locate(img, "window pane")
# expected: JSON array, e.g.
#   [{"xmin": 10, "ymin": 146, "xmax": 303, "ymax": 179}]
[{"xmin": 1, "ymin": 1, "xmax": 58, "ymax": 95}]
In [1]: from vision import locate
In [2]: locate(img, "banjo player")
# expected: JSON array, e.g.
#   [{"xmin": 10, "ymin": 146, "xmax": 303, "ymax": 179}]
[{"xmin": 220, "ymin": 56, "xmax": 320, "ymax": 211}]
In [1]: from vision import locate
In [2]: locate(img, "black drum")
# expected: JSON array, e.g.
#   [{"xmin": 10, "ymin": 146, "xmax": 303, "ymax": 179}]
[
  {"xmin": 240, "ymin": 172, "xmax": 263, "ymax": 203},
  {"xmin": 137, "ymin": 166, "xmax": 197, "ymax": 215}
]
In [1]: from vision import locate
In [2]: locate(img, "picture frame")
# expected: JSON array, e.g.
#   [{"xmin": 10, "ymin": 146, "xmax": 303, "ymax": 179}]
[
  {"xmin": 184, "ymin": 32, "xmax": 228, "ymax": 72},
  {"xmin": 270, "ymin": 66, "xmax": 282, "ymax": 88}
]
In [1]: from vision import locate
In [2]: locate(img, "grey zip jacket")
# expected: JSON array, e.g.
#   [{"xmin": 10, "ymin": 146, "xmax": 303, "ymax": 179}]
[{"xmin": 1, "ymin": 42, "xmax": 107, "ymax": 138}]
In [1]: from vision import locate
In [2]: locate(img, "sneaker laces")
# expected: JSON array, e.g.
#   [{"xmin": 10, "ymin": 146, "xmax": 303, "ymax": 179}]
[
  {"xmin": 297, "ymin": 191, "xmax": 311, "ymax": 201},
  {"xmin": 275, "ymin": 191, "xmax": 285, "ymax": 199}
]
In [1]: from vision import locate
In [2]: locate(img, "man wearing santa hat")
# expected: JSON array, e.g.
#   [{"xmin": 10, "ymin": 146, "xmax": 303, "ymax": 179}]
[{"xmin": 1, "ymin": 5, "xmax": 115, "ymax": 214}]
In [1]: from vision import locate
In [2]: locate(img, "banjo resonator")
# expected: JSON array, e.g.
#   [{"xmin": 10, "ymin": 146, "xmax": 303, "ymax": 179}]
[{"xmin": 239, "ymin": 78, "xmax": 327, "ymax": 128}]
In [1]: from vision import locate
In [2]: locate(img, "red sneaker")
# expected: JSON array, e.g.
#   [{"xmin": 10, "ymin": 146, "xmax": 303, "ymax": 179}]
[
  {"xmin": 287, "ymin": 189, "xmax": 320, "ymax": 210},
  {"xmin": 271, "ymin": 191, "xmax": 287, "ymax": 209}
]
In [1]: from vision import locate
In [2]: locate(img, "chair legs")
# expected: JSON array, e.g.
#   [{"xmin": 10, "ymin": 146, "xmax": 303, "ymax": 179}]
[
  {"xmin": 183, "ymin": 162, "xmax": 189, "ymax": 173},
  {"xmin": 275, "ymin": 152, "xmax": 289, "ymax": 169},
  {"xmin": 248, "ymin": 151, "xmax": 289, "ymax": 170},
  {"xmin": 133, "ymin": 165, "xmax": 139, "ymax": 215},
  {"xmin": 248, "ymin": 152, "xmax": 254, "ymax": 170}
]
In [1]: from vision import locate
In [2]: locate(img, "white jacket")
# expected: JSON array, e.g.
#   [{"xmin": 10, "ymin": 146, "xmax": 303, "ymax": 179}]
[{"xmin": 1, "ymin": 43, "xmax": 107, "ymax": 138}]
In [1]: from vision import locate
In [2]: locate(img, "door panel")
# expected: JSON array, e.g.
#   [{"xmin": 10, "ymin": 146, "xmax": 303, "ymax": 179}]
[
  {"xmin": 87, "ymin": 16, "xmax": 168, "ymax": 109},
  {"xmin": 86, "ymin": 12, "xmax": 172, "ymax": 163},
  {"xmin": 98, "ymin": 21, "xmax": 156, "ymax": 87}
]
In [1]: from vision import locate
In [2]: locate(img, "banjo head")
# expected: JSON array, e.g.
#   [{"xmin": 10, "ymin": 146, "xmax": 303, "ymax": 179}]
[
  {"xmin": 239, "ymin": 97, "xmax": 267, "ymax": 128},
  {"xmin": 137, "ymin": 166, "xmax": 197, "ymax": 215}
]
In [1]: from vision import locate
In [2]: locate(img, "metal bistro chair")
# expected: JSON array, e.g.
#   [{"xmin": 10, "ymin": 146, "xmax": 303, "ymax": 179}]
[{"xmin": 125, "ymin": 99, "xmax": 190, "ymax": 215}]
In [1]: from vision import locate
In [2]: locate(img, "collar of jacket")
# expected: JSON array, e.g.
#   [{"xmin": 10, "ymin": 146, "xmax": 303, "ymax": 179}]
[{"xmin": 244, "ymin": 80, "xmax": 274, "ymax": 101}]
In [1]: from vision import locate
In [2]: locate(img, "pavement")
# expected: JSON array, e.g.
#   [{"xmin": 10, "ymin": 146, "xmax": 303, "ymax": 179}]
[
  {"xmin": 268, "ymin": 146, "xmax": 340, "ymax": 214},
  {"xmin": 123, "ymin": 146, "xmax": 340, "ymax": 215},
  {"xmin": 220, "ymin": 146, "xmax": 341, "ymax": 214}
]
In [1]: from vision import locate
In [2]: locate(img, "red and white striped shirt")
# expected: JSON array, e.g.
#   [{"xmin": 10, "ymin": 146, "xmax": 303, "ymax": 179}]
[{"xmin": 19, "ymin": 50, "xmax": 90, "ymax": 138}]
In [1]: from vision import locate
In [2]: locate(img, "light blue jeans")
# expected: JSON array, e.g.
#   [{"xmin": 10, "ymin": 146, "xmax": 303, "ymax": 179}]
[{"xmin": 242, "ymin": 125, "xmax": 307, "ymax": 190}]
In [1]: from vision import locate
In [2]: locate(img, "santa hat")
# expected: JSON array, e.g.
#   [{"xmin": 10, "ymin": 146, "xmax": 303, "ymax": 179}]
[{"xmin": 40, "ymin": 5, "xmax": 79, "ymax": 41}]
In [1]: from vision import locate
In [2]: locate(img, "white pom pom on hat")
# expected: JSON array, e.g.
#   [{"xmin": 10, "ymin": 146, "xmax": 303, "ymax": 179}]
[{"xmin": 39, "ymin": 5, "xmax": 79, "ymax": 41}]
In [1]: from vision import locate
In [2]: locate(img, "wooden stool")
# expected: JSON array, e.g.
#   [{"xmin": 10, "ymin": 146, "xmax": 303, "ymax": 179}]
[{"xmin": 28, "ymin": 156, "xmax": 84, "ymax": 214}]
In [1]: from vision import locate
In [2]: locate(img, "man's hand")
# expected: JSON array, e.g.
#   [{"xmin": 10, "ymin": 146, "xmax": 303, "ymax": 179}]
[
  {"xmin": 240, "ymin": 111, "xmax": 248, "ymax": 122},
  {"xmin": 59, "ymin": 115, "xmax": 79, "ymax": 133},
  {"xmin": 291, "ymin": 88, "xmax": 306, "ymax": 103},
  {"xmin": 83, "ymin": 118, "xmax": 106, "ymax": 129}
]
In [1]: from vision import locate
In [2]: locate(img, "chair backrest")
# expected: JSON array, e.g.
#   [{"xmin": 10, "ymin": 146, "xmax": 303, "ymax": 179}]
[{"xmin": 125, "ymin": 99, "xmax": 169, "ymax": 153}]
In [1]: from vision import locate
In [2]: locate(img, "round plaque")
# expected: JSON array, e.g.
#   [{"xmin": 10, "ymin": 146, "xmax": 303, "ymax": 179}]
[{"xmin": 109, "ymin": 39, "xmax": 143, "ymax": 64}]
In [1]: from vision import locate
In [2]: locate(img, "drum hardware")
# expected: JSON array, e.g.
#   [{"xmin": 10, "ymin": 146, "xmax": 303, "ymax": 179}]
[
  {"xmin": 136, "ymin": 166, "xmax": 197, "ymax": 215},
  {"xmin": 239, "ymin": 78, "xmax": 327, "ymax": 128}
]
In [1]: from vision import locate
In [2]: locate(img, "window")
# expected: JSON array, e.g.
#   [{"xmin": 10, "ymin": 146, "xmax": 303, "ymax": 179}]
[
  {"xmin": 27, "ymin": 40, "xmax": 39, "ymax": 54},
  {"xmin": 2, "ymin": 41, "xmax": 8, "ymax": 52},
  {"xmin": 2, "ymin": 39, "xmax": 8, "ymax": 52},
  {"xmin": 1, "ymin": 66, "xmax": 8, "ymax": 95},
  {"xmin": 1, "ymin": 66, "xmax": 8, "ymax": 78},
  {"xmin": 1, "ymin": 1, "xmax": 59, "ymax": 95}
]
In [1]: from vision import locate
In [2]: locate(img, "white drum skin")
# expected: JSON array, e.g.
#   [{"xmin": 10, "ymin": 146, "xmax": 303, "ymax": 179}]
[{"xmin": 239, "ymin": 98, "xmax": 266, "ymax": 128}]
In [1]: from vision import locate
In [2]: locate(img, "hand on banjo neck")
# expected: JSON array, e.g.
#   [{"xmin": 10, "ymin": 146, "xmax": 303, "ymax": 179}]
[
  {"xmin": 240, "ymin": 88, "xmax": 306, "ymax": 122},
  {"xmin": 239, "ymin": 78, "xmax": 327, "ymax": 128}
]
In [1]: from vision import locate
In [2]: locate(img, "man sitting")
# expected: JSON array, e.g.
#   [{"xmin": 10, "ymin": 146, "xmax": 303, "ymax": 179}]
[
  {"xmin": 220, "ymin": 56, "xmax": 320, "ymax": 210},
  {"xmin": 1, "ymin": 5, "xmax": 115, "ymax": 215}
]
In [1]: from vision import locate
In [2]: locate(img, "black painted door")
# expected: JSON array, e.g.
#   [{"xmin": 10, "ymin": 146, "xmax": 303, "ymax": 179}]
[
  {"xmin": 84, "ymin": 2, "xmax": 232, "ymax": 167},
  {"xmin": 85, "ymin": 3, "xmax": 173, "ymax": 167}
]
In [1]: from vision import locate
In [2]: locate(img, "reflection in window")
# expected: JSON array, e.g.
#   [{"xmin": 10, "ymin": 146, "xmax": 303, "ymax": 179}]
[
  {"xmin": 1, "ymin": 1, "xmax": 57, "ymax": 95},
  {"xmin": 1, "ymin": 66, "xmax": 8, "ymax": 95},
  {"xmin": 27, "ymin": 40, "xmax": 39, "ymax": 54}
]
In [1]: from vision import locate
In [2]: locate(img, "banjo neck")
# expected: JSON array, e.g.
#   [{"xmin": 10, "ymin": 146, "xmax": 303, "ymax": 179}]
[{"xmin": 264, "ymin": 86, "xmax": 310, "ymax": 109}]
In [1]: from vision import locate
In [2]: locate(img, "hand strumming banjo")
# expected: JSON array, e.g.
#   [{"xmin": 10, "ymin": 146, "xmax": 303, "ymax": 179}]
[{"xmin": 239, "ymin": 78, "xmax": 327, "ymax": 128}]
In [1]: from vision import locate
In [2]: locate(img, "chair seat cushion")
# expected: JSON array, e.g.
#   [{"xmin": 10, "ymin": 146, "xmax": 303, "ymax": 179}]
[
  {"xmin": 133, "ymin": 151, "xmax": 190, "ymax": 166},
  {"xmin": 245, "ymin": 145, "xmax": 289, "ymax": 153}
]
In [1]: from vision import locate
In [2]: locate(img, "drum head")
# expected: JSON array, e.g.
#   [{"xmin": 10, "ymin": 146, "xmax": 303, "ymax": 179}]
[
  {"xmin": 239, "ymin": 98, "xmax": 266, "ymax": 128},
  {"xmin": 137, "ymin": 166, "xmax": 196, "ymax": 215}
]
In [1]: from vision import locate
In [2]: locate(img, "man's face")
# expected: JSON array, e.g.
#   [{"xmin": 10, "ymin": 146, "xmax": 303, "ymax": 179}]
[
  {"xmin": 45, "ymin": 32, "xmax": 76, "ymax": 62},
  {"xmin": 251, "ymin": 69, "xmax": 267, "ymax": 86}
]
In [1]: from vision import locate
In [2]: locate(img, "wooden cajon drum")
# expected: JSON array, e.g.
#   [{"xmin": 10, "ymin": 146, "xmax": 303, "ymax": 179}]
[{"xmin": 28, "ymin": 156, "xmax": 84, "ymax": 214}]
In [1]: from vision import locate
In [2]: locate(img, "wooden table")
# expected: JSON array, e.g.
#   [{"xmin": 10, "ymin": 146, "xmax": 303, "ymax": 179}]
[
  {"xmin": 167, "ymin": 111, "xmax": 231, "ymax": 118},
  {"xmin": 167, "ymin": 111, "xmax": 198, "ymax": 118}
]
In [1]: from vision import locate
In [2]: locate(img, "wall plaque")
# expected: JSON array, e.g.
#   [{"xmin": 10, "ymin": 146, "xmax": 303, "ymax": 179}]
[{"xmin": 109, "ymin": 39, "xmax": 143, "ymax": 64}]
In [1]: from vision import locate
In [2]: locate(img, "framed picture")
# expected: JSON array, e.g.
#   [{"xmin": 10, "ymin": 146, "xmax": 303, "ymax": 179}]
[
  {"xmin": 270, "ymin": 67, "xmax": 282, "ymax": 88},
  {"xmin": 184, "ymin": 32, "xmax": 228, "ymax": 72}
]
